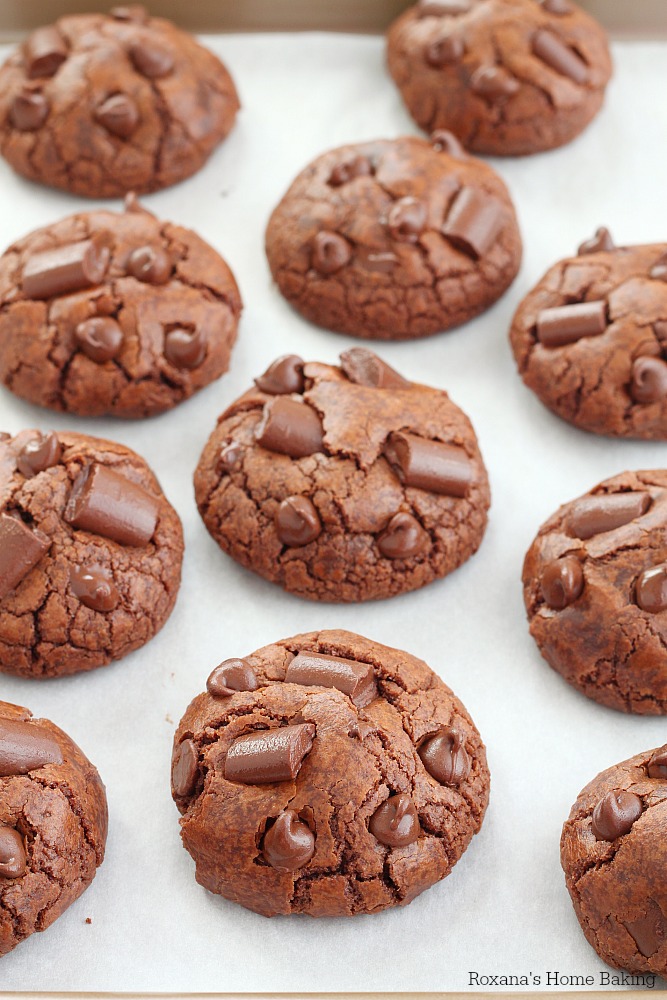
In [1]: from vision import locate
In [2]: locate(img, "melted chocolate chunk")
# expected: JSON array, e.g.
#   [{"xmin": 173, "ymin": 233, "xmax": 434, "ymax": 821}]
[
  {"xmin": 369, "ymin": 793, "xmax": 420, "ymax": 847},
  {"xmin": 128, "ymin": 41, "xmax": 174, "ymax": 78},
  {"xmin": 164, "ymin": 327, "xmax": 206, "ymax": 369},
  {"xmin": 0, "ymin": 514, "xmax": 51, "ymax": 601},
  {"xmin": 540, "ymin": 555, "xmax": 584, "ymax": 609},
  {"xmin": 255, "ymin": 397, "xmax": 324, "ymax": 458},
  {"xmin": 536, "ymin": 301, "xmax": 607, "ymax": 347},
  {"xmin": 425, "ymin": 35, "xmax": 465, "ymax": 67},
  {"xmin": 419, "ymin": 728, "xmax": 470, "ymax": 785},
  {"xmin": 255, "ymin": 355, "xmax": 305, "ymax": 395},
  {"xmin": 69, "ymin": 564, "xmax": 119, "ymax": 612},
  {"xmin": 470, "ymin": 65, "xmax": 520, "ymax": 100},
  {"xmin": 630, "ymin": 357, "xmax": 667, "ymax": 405},
  {"xmin": 75, "ymin": 317, "xmax": 124, "ymax": 363},
  {"xmin": 172, "ymin": 738, "xmax": 199, "ymax": 797},
  {"xmin": 566, "ymin": 493, "xmax": 650, "ymax": 539},
  {"xmin": 0, "ymin": 826, "xmax": 27, "ymax": 880},
  {"xmin": 127, "ymin": 245, "xmax": 172, "ymax": 285},
  {"xmin": 591, "ymin": 790, "xmax": 643, "ymax": 841},
  {"xmin": 387, "ymin": 197, "xmax": 427, "ymax": 242},
  {"xmin": 532, "ymin": 29, "xmax": 589, "ymax": 84},
  {"xmin": 16, "ymin": 431, "xmax": 62, "ymax": 478},
  {"xmin": 647, "ymin": 746, "xmax": 667, "ymax": 779},
  {"xmin": 384, "ymin": 431, "xmax": 473, "ymax": 497},
  {"xmin": 65, "ymin": 463, "xmax": 159, "ymax": 547},
  {"xmin": 224, "ymin": 724, "xmax": 316, "ymax": 784},
  {"xmin": 624, "ymin": 900, "xmax": 666, "ymax": 959},
  {"xmin": 328, "ymin": 156, "xmax": 373, "ymax": 187},
  {"xmin": 207, "ymin": 658, "xmax": 258, "ymax": 698},
  {"xmin": 262, "ymin": 810, "xmax": 315, "ymax": 871},
  {"xmin": 285, "ymin": 651, "xmax": 377, "ymax": 708},
  {"xmin": 94, "ymin": 93, "xmax": 139, "ymax": 139},
  {"xmin": 0, "ymin": 717, "xmax": 63, "ymax": 776},
  {"xmin": 311, "ymin": 231, "xmax": 352, "ymax": 275},
  {"xmin": 24, "ymin": 26, "xmax": 68, "ymax": 79},
  {"xmin": 377, "ymin": 512, "xmax": 429, "ymax": 559},
  {"xmin": 275, "ymin": 496, "xmax": 322, "ymax": 547},
  {"xmin": 442, "ymin": 187, "xmax": 505, "ymax": 258},
  {"xmin": 339, "ymin": 348, "xmax": 409, "ymax": 389},
  {"xmin": 578, "ymin": 226, "xmax": 614, "ymax": 255},
  {"xmin": 22, "ymin": 237, "xmax": 110, "ymax": 300},
  {"xmin": 10, "ymin": 90, "xmax": 49, "ymax": 131},
  {"xmin": 635, "ymin": 564, "xmax": 667, "ymax": 613}
]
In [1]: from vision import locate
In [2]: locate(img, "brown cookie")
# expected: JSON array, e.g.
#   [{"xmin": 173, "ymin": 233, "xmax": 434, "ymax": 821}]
[
  {"xmin": 0, "ymin": 7, "xmax": 239, "ymax": 198},
  {"xmin": 172, "ymin": 630, "xmax": 490, "ymax": 917},
  {"xmin": 510, "ymin": 231, "xmax": 667, "ymax": 439},
  {"xmin": 194, "ymin": 350, "xmax": 490, "ymax": 602},
  {"xmin": 522, "ymin": 470, "xmax": 667, "ymax": 714},
  {"xmin": 0, "ymin": 430, "xmax": 183, "ymax": 678},
  {"xmin": 387, "ymin": 0, "xmax": 612, "ymax": 156},
  {"xmin": 0, "ymin": 700, "xmax": 108, "ymax": 955},
  {"xmin": 561, "ymin": 745, "xmax": 667, "ymax": 976},
  {"xmin": 0, "ymin": 196, "xmax": 242, "ymax": 418},
  {"xmin": 265, "ymin": 135, "xmax": 522, "ymax": 340}
]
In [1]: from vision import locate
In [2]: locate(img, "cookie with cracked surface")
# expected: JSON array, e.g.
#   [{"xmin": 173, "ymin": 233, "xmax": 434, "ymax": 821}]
[
  {"xmin": 0, "ymin": 700, "xmax": 108, "ymax": 955},
  {"xmin": 510, "ymin": 231, "xmax": 667, "ymax": 438},
  {"xmin": 0, "ymin": 429, "xmax": 183, "ymax": 678},
  {"xmin": 0, "ymin": 196, "xmax": 241, "ymax": 418},
  {"xmin": 265, "ymin": 134, "xmax": 521, "ymax": 340},
  {"xmin": 561, "ymin": 745, "xmax": 667, "ymax": 976},
  {"xmin": 522, "ymin": 470, "xmax": 667, "ymax": 714},
  {"xmin": 172, "ymin": 629, "xmax": 489, "ymax": 917},
  {"xmin": 0, "ymin": 7, "xmax": 239, "ymax": 198},
  {"xmin": 193, "ymin": 349, "xmax": 490, "ymax": 602},
  {"xmin": 386, "ymin": 0, "xmax": 611, "ymax": 156}
]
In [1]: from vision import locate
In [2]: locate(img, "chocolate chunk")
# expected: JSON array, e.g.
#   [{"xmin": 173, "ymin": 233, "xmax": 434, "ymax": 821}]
[
  {"xmin": 630, "ymin": 357, "xmax": 667, "ymax": 405},
  {"xmin": 541, "ymin": 0, "xmax": 573, "ymax": 13},
  {"xmin": 110, "ymin": 4, "xmax": 149, "ymax": 21},
  {"xmin": 0, "ymin": 717, "xmax": 63, "ymax": 776},
  {"xmin": 566, "ymin": 493, "xmax": 650, "ymax": 539},
  {"xmin": 339, "ymin": 348, "xmax": 409, "ymax": 389},
  {"xmin": 225, "ymin": 724, "xmax": 315, "ymax": 784},
  {"xmin": 75, "ymin": 317, "xmax": 123, "ymax": 363},
  {"xmin": 578, "ymin": 226, "xmax": 614, "ymax": 255},
  {"xmin": 387, "ymin": 197, "xmax": 427, "ymax": 243},
  {"xmin": 536, "ymin": 301, "xmax": 607, "ymax": 347},
  {"xmin": 635, "ymin": 563, "xmax": 667, "ymax": 614},
  {"xmin": 540, "ymin": 555, "xmax": 584, "ymax": 610},
  {"xmin": 419, "ymin": 728, "xmax": 470, "ymax": 786},
  {"xmin": 311, "ymin": 231, "xmax": 352, "ymax": 275},
  {"xmin": 69, "ymin": 564, "xmax": 119, "ymax": 612},
  {"xmin": 625, "ymin": 901, "xmax": 666, "ymax": 959},
  {"xmin": 262, "ymin": 809, "xmax": 315, "ymax": 871},
  {"xmin": 255, "ymin": 355, "xmax": 305, "ymax": 395},
  {"xmin": 378, "ymin": 512, "xmax": 429, "ymax": 559},
  {"xmin": 129, "ymin": 41, "xmax": 174, "ymax": 78},
  {"xmin": 369, "ymin": 793, "xmax": 420, "ymax": 847},
  {"xmin": 10, "ymin": 90, "xmax": 49, "ymax": 131},
  {"xmin": 207, "ymin": 658, "xmax": 258, "ymax": 698},
  {"xmin": 0, "ymin": 827, "xmax": 27, "ymax": 880},
  {"xmin": 442, "ymin": 188, "xmax": 505, "ymax": 259},
  {"xmin": 94, "ymin": 93, "xmax": 139, "ymax": 139},
  {"xmin": 16, "ymin": 431, "xmax": 62, "ymax": 478},
  {"xmin": 286, "ymin": 651, "xmax": 377, "ymax": 708},
  {"xmin": 22, "ymin": 237, "xmax": 110, "ymax": 300},
  {"xmin": 384, "ymin": 431, "xmax": 473, "ymax": 497},
  {"xmin": 164, "ymin": 327, "xmax": 206, "ymax": 369},
  {"xmin": 532, "ymin": 29, "xmax": 589, "ymax": 84},
  {"xmin": 0, "ymin": 514, "xmax": 51, "ymax": 601},
  {"xmin": 647, "ymin": 747, "xmax": 667, "ymax": 779},
  {"xmin": 417, "ymin": 0, "xmax": 471, "ymax": 15},
  {"xmin": 328, "ymin": 156, "xmax": 373, "ymax": 187},
  {"xmin": 64, "ymin": 463, "xmax": 159, "ymax": 547},
  {"xmin": 650, "ymin": 254, "xmax": 667, "ymax": 282},
  {"xmin": 425, "ymin": 35, "xmax": 465, "ymax": 68},
  {"xmin": 255, "ymin": 397, "xmax": 324, "ymax": 458},
  {"xmin": 470, "ymin": 65, "xmax": 520, "ymax": 101},
  {"xmin": 275, "ymin": 496, "xmax": 322, "ymax": 547},
  {"xmin": 127, "ymin": 245, "xmax": 172, "ymax": 284},
  {"xmin": 24, "ymin": 26, "xmax": 68, "ymax": 79},
  {"xmin": 430, "ymin": 129, "xmax": 466, "ymax": 158},
  {"xmin": 591, "ymin": 790, "xmax": 643, "ymax": 841},
  {"xmin": 217, "ymin": 441, "xmax": 243, "ymax": 474},
  {"xmin": 172, "ymin": 738, "xmax": 198, "ymax": 797}
]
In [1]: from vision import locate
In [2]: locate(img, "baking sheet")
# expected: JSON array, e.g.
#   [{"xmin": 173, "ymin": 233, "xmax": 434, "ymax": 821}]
[{"xmin": 1, "ymin": 31, "xmax": 667, "ymax": 994}]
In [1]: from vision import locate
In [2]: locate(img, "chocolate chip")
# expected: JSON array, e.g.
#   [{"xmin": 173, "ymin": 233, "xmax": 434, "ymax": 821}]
[
  {"xmin": 378, "ymin": 512, "xmax": 429, "ymax": 559},
  {"xmin": 69, "ymin": 564, "xmax": 119, "ymax": 612},
  {"xmin": 417, "ymin": 0, "xmax": 471, "ymax": 15},
  {"xmin": 540, "ymin": 555, "xmax": 584, "ymax": 609},
  {"xmin": 0, "ymin": 826, "xmax": 27, "ymax": 880},
  {"xmin": 172, "ymin": 738, "xmax": 199, "ymax": 797},
  {"xmin": 578, "ymin": 226, "xmax": 614, "ymax": 255},
  {"xmin": 94, "ymin": 93, "xmax": 139, "ymax": 139},
  {"xmin": 369, "ymin": 793, "xmax": 420, "ymax": 847},
  {"xmin": 624, "ymin": 900, "xmax": 666, "ymax": 959},
  {"xmin": 0, "ymin": 717, "xmax": 63, "ymax": 776},
  {"xmin": 635, "ymin": 564, "xmax": 667, "ymax": 613},
  {"xmin": 22, "ymin": 237, "xmax": 110, "ymax": 300},
  {"xmin": 419, "ymin": 728, "xmax": 470, "ymax": 786},
  {"xmin": 24, "ymin": 26, "xmax": 68, "ymax": 79},
  {"xmin": 591, "ymin": 790, "xmax": 643, "ymax": 841},
  {"xmin": 285, "ymin": 652, "xmax": 377, "ymax": 708},
  {"xmin": 384, "ymin": 431, "xmax": 473, "ymax": 497},
  {"xmin": 470, "ymin": 65, "xmax": 520, "ymax": 100},
  {"xmin": 647, "ymin": 747, "xmax": 667, "ymax": 779},
  {"xmin": 164, "ymin": 327, "xmax": 206, "ymax": 369},
  {"xmin": 16, "ymin": 432, "xmax": 62, "ymax": 478},
  {"xmin": 630, "ymin": 356, "xmax": 667, "ymax": 405},
  {"xmin": 255, "ymin": 355, "xmax": 305, "ymax": 395},
  {"xmin": 312, "ymin": 231, "xmax": 352, "ymax": 275},
  {"xmin": 207, "ymin": 658, "xmax": 258, "ymax": 698},
  {"xmin": 532, "ymin": 29, "xmax": 589, "ymax": 84},
  {"xmin": 566, "ymin": 493, "xmax": 651, "ymax": 539},
  {"xmin": 110, "ymin": 4, "xmax": 149, "ymax": 22},
  {"xmin": 339, "ymin": 348, "xmax": 409, "ymax": 389},
  {"xmin": 262, "ymin": 809, "xmax": 315, "ymax": 871},
  {"xmin": 536, "ymin": 301, "xmax": 607, "ymax": 347},
  {"xmin": 217, "ymin": 441, "xmax": 243, "ymax": 474},
  {"xmin": 255, "ymin": 397, "xmax": 325, "ymax": 458},
  {"xmin": 224, "ymin": 724, "xmax": 316, "ymax": 784},
  {"xmin": 10, "ymin": 90, "xmax": 49, "ymax": 131},
  {"xmin": 129, "ymin": 41, "xmax": 174, "ymax": 78},
  {"xmin": 425, "ymin": 35, "xmax": 465, "ymax": 68},
  {"xmin": 75, "ymin": 317, "xmax": 123, "ymax": 363},
  {"xmin": 540, "ymin": 0, "xmax": 573, "ymax": 13},
  {"xmin": 275, "ymin": 496, "xmax": 322, "ymax": 547},
  {"xmin": 0, "ymin": 513, "xmax": 51, "ymax": 601},
  {"xmin": 430, "ymin": 129, "xmax": 467, "ymax": 158},
  {"xmin": 127, "ymin": 245, "xmax": 172, "ymax": 284},
  {"xmin": 328, "ymin": 156, "xmax": 373, "ymax": 187},
  {"xmin": 442, "ymin": 188, "xmax": 505, "ymax": 259},
  {"xmin": 64, "ymin": 463, "xmax": 159, "ymax": 547},
  {"xmin": 387, "ymin": 197, "xmax": 427, "ymax": 243}
]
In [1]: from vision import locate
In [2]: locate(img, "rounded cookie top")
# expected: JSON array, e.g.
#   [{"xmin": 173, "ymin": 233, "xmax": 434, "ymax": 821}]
[
  {"xmin": 172, "ymin": 630, "xmax": 490, "ymax": 918},
  {"xmin": 510, "ymin": 231, "xmax": 667, "ymax": 439},
  {"xmin": 0, "ymin": 7, "xmax": 239, "ymax": 198},
  {"xmin": 0, "ymin": 700, "xmax": 108, "ymax": 955},
  {"xmin": 0, "ymin": 429, "xmax": 183, "ymax": 678},
  {"xmin": 561, "ymin": 745, "xmax": 667, "ymax": 976},
  {"xmin": 523, "ymin": 470, "xmax": 667, "ymax": 714},
  {"xmin": 387, "ymin": 0, "xmax": 612, "ymax": 156},
  {"xmin": 194, "ymin": 349, "xmax": 490, "ymax": 602},
  {"xmin": 265, "ymin": 134, "xmax": 522, "ymax": 340},
  {"xmin": 0, "ymin": 197, "xmax": 242, "ymax": 418}
]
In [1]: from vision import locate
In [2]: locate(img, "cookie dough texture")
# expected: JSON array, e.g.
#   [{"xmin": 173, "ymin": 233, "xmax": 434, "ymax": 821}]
[
  {"xmin": 387, "ymin": 0, "xmax": 612, "ymax": 156},
  {"xmin": 0, "ymin": 7, "xmax": 239, "ymax": 197},
  {"xmin": 194, "ymin": 351, "xmax": 490, "ymax": 602},
  {"xmin": 510, "ymin": 235, "xmax": 667, "ymax": 439},
  {"xmin": 172, "ymin": 630, "xmax": 490, "ymax": 917},
  {"xmin": 0, "ymin": 200, "xmax": 242, "ymax": 418},
  {"xmin": 0, "ymin": 701, "xmax": 108, "ymax": 955},
  {"xmin": 561, "ymin": 745, "xmax": 667, "ymax": 976},
  {"xmin": 523, "ymin": 470, "xmax": 667, "ymax": 714},
  {"xmin": 265, "ymin": 135, "xmax": 522, "ymax": 340},
  {"xmin": 0, "ymin": 430, "xmax": 183, "ymax": 678}
]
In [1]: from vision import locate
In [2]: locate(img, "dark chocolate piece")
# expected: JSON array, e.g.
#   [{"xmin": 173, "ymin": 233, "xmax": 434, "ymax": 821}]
[
  {"xmin": 540, "ymin": 555, "xmax": 583, "ymax": 609},
  {"xmin": 164, "ymin": 327, "xmax": 206, "ymax": 369},
  {"xmin": 255, "ymin": 355, "xmax": 305, "ymax": 395},
  {"xmin": 647, "ymin": 747, "xmax": 667, "ymax": 779},
  {"xmin": 0, "ymin": 826, "xmax": 27, "ymax": 880},
  {"xmin": 64, "ymin": 463, "xmax": 159, "ymax": 547},
  {"xmin": 94, "ymin": 93, "xmax": 139, "ymax": 139},
  {"xmin": 425, "ymin": 35, "xmax": 465, "ymax": 67},
  {"xmin": 255, "ymin": 397, "xmax": 325, "ymax": 458},
  {"xmin": 172, "ymin": 738, "xmax": 198, "ymax": 797},
  {"xmin": 419, "ymin": 728, "xmax": 470, "ymax": 786},
  {"xmin": 442, "ymin": 188, "xmax": 505, "ymax": 258},
  {"xmin": 22, "ymin": 237, "xmax": 110, "ymax": 300},
  {"xmin": 536, "ymin": 301, "xmax": 607, "ymax": 347},
  {"xmin": 328, "ymin": 156, "xmax": 373, "ymax": 187},
  {"xmin": 128, "ymin": 41, "xmax": 174, "ymax": 79},
  {"xmin": 532, "ymin": 29, "xmax": 589, "ymax": 84},
  {"xmin": 69, "ymin": 564, "xmax": 119, "ymax": 612},
  {"xmin": 10, "ymin": 90, "xmax": 49, "ymax": 131},
  {"xmin": 0, "ymin": 717, "xmax": 63, "ymax": 776},
  {"xmin": 24, "ymin": 26, "xmax": 68, "ymax": 79},
  {"xmin": 630, "ymin": 357, "xmax": 667, "ymax": 405},
  {"xmin": 285, "ymin": 651, "xmax": 377, "ymax": 708},
  {"xmin": 75, "ymin": 317, "xmax": 123, "ymax": 363},
  {"xmin": 16, "ymin": 431, "xmax": 62, "ymax": 478},
  {"xmin": 578, "ymin": 226, "xmax": 614, "ymax": 255},
  {"xmin": 470, "ymin": 65, "xmax": 520, "ymax": 100},
  {"xmin": 377, "ymin": 512, "xmax": 429, "ymax": 559},
  {"xmin": 275, "ymin": 496, "xmax": 322, "ymax": 547},
  {"xmin": 0, "ymin": 514, "xmax": 50, "ymax": 601},
  {"xmin": 624, "ymin": 901, "xmax": 666, "ymax": 959},
  {"xmin": 387, "ymin": 197, "xmax": 427, "ymax": 243},
  {"xmin": 311, "ymin": 231, "xmax": 352, "ymax": 275},
  {"xmin": 591, "ymin": 790, "xmax": 643, "ymax": 841},
  {"xmin": 635, "ymin": 564, "xmax": 667, "ymax": 614},
  {"xmin": 384, "ymin": 431, "xmax": 473, "ymax": 497},
  {"xmin": 339, "ymin": 348, "xmax": 409, "ymax": 389},
  {"xmin": 224, "ymin": 724, "xmax": 316, "ymax": 784},
  {"xmin": 127, "ymin": 245, "xmax": 172, "ymax": 284},
  {"xmin": 262, "ymin": 809, "xmax": 315, "ymax": 871},
  {"xmin": 369, "ymin": 793, "xmax": 420, "ymax": 847},
  {"xmin": 566, "ymin": 493, "xmax": 650, "ymax": 539},
  {"xmin": 207, "ymin": 658, "xmax": 258, "ymax": 698}
]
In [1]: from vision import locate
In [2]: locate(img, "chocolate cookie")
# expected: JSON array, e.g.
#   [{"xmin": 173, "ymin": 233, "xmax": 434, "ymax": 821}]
[
  {"xmin": 561, "ymin": 745, "xmax": 667, "ymax": 976},
  {"xmin": 172, "ymin": 630, "xmax": 489, "ymax": 917},
  {"xmin": 0, "ymin": 7, "xmax": 239, "ymax": 198},
  {"xmin": 510, "ymin": 231, "xmax": 667, "ymax": 438},
  {"xmin": 386, "ymin": 0, "xmax": 612, "ymax": 156},
  {"xmin": 0, "ymin": 700, "xmax": 108, "ymax": 955},
  {"xmin": 0, "ymin": 196, "xmax": 242, "ymax": 418},
  {"xmin": 265, "ymin": 134, "xmax": 521, "ymax": 340},
  {"xmin": 194, "ymin": 350, "xmax": 490, "ymax": 602},
  {"xmin": 522, "ymin": 470, "xmax": 667, "ymax": 714},
  {"xmin": 0, "ymin": 429, "xmax": 183, "ymax": 678}
]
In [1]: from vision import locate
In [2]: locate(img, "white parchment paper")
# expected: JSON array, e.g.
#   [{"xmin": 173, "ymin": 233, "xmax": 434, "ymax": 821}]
[{"xmin": 1, "ymin": 31, "xmax": 667, "ymax": 994}]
